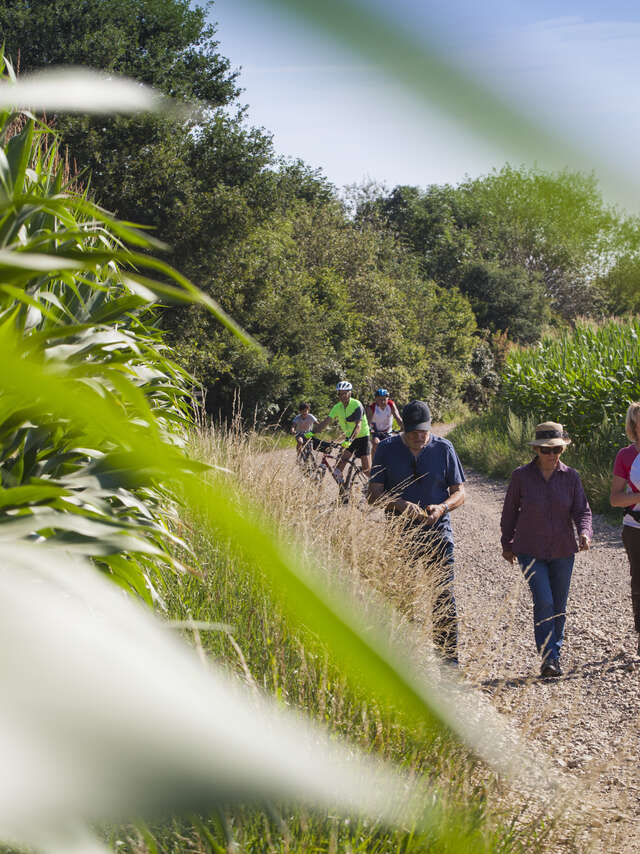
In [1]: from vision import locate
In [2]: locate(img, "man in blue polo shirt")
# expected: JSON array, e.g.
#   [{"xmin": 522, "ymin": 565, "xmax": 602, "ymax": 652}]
[{"xmin": 368, "ymin": 400, "xmax": 466, "ymax": 664}]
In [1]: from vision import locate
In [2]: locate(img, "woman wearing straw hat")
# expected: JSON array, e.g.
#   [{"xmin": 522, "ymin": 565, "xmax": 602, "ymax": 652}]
[{"xmin": 500, "ymin": 422, "xmax": 592, "ymax": 677}]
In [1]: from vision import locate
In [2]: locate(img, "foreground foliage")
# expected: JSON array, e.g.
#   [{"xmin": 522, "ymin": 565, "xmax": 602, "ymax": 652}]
[{"xmin": 0, "ymin": 104, "xmax": 207, "ymax": 599}]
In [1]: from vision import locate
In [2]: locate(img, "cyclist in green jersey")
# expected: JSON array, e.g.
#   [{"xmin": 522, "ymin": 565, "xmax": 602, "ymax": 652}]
[{"xmin": 315, "ymin": 381, "xmax": 371, "ymax": 484}]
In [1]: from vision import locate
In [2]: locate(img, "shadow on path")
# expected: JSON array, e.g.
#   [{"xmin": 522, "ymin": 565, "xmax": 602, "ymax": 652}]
[{"xmin": 477, "ymin": 654, "xmax": 637, "ymax": 689}]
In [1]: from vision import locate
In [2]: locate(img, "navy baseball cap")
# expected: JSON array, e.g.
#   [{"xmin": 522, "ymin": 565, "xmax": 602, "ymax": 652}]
[{"xmin": 402, "ymin": 400, "xmax": 432, "ymax": 432}]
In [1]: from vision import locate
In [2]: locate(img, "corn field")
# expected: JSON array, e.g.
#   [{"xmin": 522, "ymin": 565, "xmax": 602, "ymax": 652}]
[{"xmin": 501, "ymin": 319, "xmax": 640, "ymax": 445}]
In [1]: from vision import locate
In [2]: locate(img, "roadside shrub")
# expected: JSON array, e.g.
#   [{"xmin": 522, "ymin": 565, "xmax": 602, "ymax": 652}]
[{"xmin": 463, "ymin": 338, "xmax": 500, "ymax": 411}]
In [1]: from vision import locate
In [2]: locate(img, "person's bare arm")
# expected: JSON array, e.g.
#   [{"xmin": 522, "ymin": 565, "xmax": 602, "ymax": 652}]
[
  {"xmin": 610, "ymin": 474, "xmax": 640, "ymax": 507},
  {"xmin": 315, "ymin": 416, "xmax": 332, "ymax": 432},
  {"xmin": 367, "ymin": 481, "xmax": 423, "ymax": 517},
  {"xmin": 390, "ymin": 402, "xmax": 404, "ymax": 430},
  {"xmin": 424, "ymin": 482, "xmax": 465, "ymax": 525},
  {"xmin": 347, "ymin": 419, "xmax": 361, "ymax": 442}
]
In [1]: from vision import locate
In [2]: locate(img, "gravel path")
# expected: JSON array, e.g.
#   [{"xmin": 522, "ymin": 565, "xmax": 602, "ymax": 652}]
[
  {"xmin": 450, "ymin": 459, "xmax": 640, "ymax": 850},
  {"xmin": 288, "ymin": 428, "xmax": 640, "ymax": 848}
]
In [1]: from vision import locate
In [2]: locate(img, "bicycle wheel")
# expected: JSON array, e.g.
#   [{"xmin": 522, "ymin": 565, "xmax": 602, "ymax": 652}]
[
  {"xmin": 349, "ymin": 466, "xmax": 369, "ymax": 504},
  {"xmin": 340, "ymin": 462, "xmax": 368, "ymax": 504},
  {"xmin": 311, "ymin": 461, "xmax": 328, "ymax": 484},
  {"xmin": 302, "ymin": 451, "xmax": 315, "ymax": 477},
  {"xmin": 298, "ymin": 443, "xmax": 315, "ymax": 477}
]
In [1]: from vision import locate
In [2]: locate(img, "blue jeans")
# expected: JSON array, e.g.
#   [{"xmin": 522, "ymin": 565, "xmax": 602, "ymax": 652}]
[
  {"xmin": 517, "ymin": 555, "xmax": 575, "ymax": 662},
  {"xmin": 413, "ymin": 530, "xmax": 457, "ymax": 661}
]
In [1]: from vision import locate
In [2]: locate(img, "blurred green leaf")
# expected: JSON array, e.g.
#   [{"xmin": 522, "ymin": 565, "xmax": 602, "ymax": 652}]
[{"xmin": 0, "ymin": 544, "xmax": 422, "ymax": 845}]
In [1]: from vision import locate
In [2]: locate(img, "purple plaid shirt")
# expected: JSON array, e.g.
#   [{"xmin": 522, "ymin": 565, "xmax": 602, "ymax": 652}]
[{"xmin": 500, "ymin": 459, "xmax": 592, "ymax": 559}]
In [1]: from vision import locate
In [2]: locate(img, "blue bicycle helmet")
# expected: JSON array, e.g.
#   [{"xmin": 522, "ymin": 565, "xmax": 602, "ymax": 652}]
[{"xmin": 375, "ymin": 388, "xmax": 389, "ymax": 397}]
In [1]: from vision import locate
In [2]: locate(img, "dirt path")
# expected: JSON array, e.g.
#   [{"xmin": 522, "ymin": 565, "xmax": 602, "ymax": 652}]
[
  {"xmin": 288, "ymin": 428, "xmax": 640, "ymax": 848},
  {"xmin": 443, "ymin": 444, "xmax": 640, "ymax": 850}
]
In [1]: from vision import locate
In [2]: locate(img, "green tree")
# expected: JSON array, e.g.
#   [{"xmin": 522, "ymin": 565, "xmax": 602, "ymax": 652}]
[
  {"xmin": 1, "ymin": 0, "xmax": 238, "ymax": 101},
  {"xmin": 368, "ymin": 166, "xmax": 635, "ymax": 324},
  {"xmin": 0, "ymin": 0, "xmax": 478, "ymax": 420},
  {"xmin": 459, "ymin": 166, "xmax": 620, "ymax": 319},
  {"xmin": 368, "ymin": 183, "xmax": 477, "ymax": 289},
  {"xmin": 458, "ymin": 261, "xmax": 549, "ymax": 344},
  {"xmin": 597, "ymin": 254, "xmax": 640, "ymax": 314},
  {"xmin": 0, "ymin": 0, "xmax": 277, "ymax": 287}
]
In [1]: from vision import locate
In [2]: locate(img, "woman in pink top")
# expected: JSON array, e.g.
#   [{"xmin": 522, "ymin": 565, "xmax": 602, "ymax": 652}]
[{"xmin": 610, "ymin": 402, "xmax": 640, "ymax": 653}]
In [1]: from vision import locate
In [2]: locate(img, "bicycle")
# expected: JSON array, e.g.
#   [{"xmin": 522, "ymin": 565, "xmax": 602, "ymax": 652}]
[
  {"xmin": 338, "ymin": 453, "xmax": 369, "ymax": 505},
  {"xmin": 296, "ymin": 433, "xmax": 319, "ymax": 477},
  {"xmin": 306, "ymin": 438, "xmax": 342, "ymax": 485},
  {"xmin": 313, "ymin": 438, "xmax": 368, "ymax": 504},
  {"xmin": 296, "ymin": 435, "xmax": 369, "ymax": 504}
]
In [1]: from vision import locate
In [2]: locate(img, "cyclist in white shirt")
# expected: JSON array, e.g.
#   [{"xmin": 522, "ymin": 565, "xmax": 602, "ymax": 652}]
[
  {"xmin": 368, "ymin": 389, "xmax": 403, "ymax": 456},
  {"xmin": 290, "ymin": 402, "xmax": 319, "ymax": 457}
]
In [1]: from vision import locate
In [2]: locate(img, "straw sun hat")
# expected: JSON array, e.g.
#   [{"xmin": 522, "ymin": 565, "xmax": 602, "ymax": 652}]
[{"xmin": 528, "ymin": 421, "xmax": 572, "ymax": 448}]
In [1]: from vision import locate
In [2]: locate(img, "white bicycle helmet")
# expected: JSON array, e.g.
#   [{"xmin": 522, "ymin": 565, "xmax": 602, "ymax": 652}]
[{"xmin": 336, "ymin": 380, "xmax": 353, "ymax": 391}]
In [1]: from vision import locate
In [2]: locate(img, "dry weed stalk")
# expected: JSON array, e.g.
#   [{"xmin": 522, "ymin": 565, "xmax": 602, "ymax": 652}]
[{"xmin": 192, "ymin": 420, "xmax": 456, "ymax": 653}]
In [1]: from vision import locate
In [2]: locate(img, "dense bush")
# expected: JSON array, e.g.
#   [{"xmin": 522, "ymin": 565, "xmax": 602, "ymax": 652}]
[
  {"xmin": 457, "ymin": 261, "xmax": 549, "ymax": 345},
  {"xmin": 174, "ymin": 196, "xmax": 478, "ymax": 422},
  {"xmin": 365, "ymin": 166, "xmax": 638, "ymax": 326}
]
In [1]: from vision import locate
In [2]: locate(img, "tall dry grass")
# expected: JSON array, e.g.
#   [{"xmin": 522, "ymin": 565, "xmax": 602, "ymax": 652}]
[
  {"xmin": 126, "ymin": 423, "xmax": 591, "ymax": 854},
  {"xmin": 194, "ymin": 419, "xmax": 457, "ymax": 644}
]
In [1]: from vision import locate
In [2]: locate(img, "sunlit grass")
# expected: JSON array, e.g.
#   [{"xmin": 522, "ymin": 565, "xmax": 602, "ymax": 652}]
[{"xmin": 124, "ymin": 424, "xmax": 589, "ymax": 854}]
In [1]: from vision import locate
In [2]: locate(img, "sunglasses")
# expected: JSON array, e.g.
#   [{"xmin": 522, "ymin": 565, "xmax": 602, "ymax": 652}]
[{"xmin": 539, "ymin": 446, "xmax": 563, "ymax": 455}]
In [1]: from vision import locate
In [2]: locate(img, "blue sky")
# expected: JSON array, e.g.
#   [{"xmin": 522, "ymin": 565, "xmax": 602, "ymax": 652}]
[{"xmin": 209, "ymin": 1, "xmax": 640, "ymax": 205}]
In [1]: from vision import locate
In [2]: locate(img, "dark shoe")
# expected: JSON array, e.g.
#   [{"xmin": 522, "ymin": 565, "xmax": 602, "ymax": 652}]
[{"xmin": 540, "ymin": 659, "xmax": 562, "ymax": 678}]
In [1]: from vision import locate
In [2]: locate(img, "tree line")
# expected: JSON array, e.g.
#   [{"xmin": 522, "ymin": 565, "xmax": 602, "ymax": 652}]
[{"xmin": 3, "ymin": 0, "xmax": 640, "ymax": 421}]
